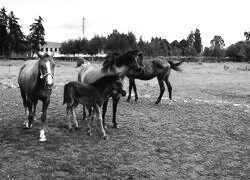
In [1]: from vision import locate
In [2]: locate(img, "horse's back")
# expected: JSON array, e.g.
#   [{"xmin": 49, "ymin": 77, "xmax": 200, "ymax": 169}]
[
  {"xmin": 65, "ymin": 81, "xmax": 103, "ymax": 106},
  {"xmin": 78, "ymin": 64, "xmax": 105, "ymax": 84}
]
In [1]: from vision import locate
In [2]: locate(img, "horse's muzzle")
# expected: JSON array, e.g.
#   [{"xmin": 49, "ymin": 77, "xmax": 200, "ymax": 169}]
[
  {"xmin": 120, "ymin": 90, "xmax": 126, "ymax": 97},
  {"xmin": 46, "ymin": 83, "xmax": 54, "ymax": 90}
]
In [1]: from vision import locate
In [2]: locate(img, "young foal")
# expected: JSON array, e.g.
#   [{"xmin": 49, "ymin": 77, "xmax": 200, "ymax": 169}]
[
  {"xmin": 63, "ymin": 74, "xmax": 126, "ymax": 140},
  {"xmin": 18, "ymin": 53, "xmax": 55, "ymax": 142}
]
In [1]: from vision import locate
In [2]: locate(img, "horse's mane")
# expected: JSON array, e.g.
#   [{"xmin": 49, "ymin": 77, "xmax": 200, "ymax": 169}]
[
  {"xmin": 90, "ymin": 74, "xmax": 119, "ymax": 90},
  {"xmin": 102, "ymin": 50, "xmax": 139, "ymax": 72}
]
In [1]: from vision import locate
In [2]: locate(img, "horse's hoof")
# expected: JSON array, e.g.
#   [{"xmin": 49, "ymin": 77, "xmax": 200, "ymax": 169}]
[
  {"xmin": 103, "ymin": 135, "xmax": 109, "ymax": 140},
  {"xmin": 155, "ymin": 101, "xmax": 160, "ymax": 104},
  {"xmin": 39, "ymin": 130, "xmax": 46, "ymax": 142},
  {"xmin": 75, "ymin": 126, "xmax": 79, "ymax": 131},
  {"xmin": 87, "ymin": 132, "xmax": 91, "ymax": 136},
  {"xmin": 39, "ymin": 137, "xmax": 47, "ymax": 142},
  {"xmin": 112, "ymin": 124, "xmax": 119, "ymax": 129},
  {"xmin": 23, "ymin": 125, "xmax": 29, "ymax": 129},
  {"xmin": 69, "ymin": 128, "xmax": 73, "ymax": 132}
]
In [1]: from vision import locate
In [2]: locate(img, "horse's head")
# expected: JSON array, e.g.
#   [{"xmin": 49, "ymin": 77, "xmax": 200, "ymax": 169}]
[
  {"xmin": 112, "ymin": 73, "xmax": 126, "ymax": 97},
  {"xmin": 37, "ymin": 53, "xmax": 55, "ymax": 89},
  {"xmin": 124, "ymin": 50, "xmax": 144, "ymax": 71}
]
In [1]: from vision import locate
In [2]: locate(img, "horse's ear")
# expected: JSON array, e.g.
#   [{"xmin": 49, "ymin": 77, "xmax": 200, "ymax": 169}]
[{"xmin": 36, "ymin": 52, "xmax": 43, "ymax": 58}]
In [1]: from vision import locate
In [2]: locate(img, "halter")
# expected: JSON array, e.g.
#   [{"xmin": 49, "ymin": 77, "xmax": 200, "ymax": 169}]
[
  {"xmin": 40, "ymin": 72, "xmax": 54, "ymax": 79},
  {"xmin": 134, "ymin": 56, "xmax": 146, "ymax": 73}
]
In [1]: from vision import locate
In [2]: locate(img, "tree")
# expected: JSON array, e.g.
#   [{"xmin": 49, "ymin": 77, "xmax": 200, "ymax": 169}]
[
  {"xmin": 0, "ymin": 7, "xmax": 8, "ymax": 56},
  {"xmin": 187, "ymin": 31, "xmax": 195, "ymax": 48},
  {"xmin": 210, "ymin": 35, "xmax": 225, "ymax": 49},
  {"xmin": 226, "ymin": 41, "xmax": 250, "ymax": 61},
  {"xmin": 203, "ymin": 47, "xmax": 211, "ymax": 57},
  {"xmin": 87, "ymin": 35, "xmax": 105, "ymax": 56},
  {"xmin": 138, "ymin": 36, "xmax": 145, "ymax": 51},
  {"xmin": 127, "ymin": 31, "xmax": 137, "ymax": 50},
  {"xmin": 179, "ymin": 39, "xmax": 189, "ymax": 56},
  {"xmin": 193, "ymin": 29, "xmax": 202, "ymax": 54},
  {"xmin": 7, "ymin": 11, "xmax": 26, "ymax": 56},
  {"xmin": 244, "ymin": 31, "xmax": 250, "ymax": 41},
  {"xmin": 106, "ymin": 29, "xmax": 122, "ymax": 52},
  {"xmin": 28, "ymin": 16, "xmax": 45, "ymax": 56}
]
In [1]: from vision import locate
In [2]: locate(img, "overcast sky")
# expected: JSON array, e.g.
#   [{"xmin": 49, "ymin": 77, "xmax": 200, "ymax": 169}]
[{"xmin": 2, "ymin": 0, "xmax": 250, "ymax": 47}]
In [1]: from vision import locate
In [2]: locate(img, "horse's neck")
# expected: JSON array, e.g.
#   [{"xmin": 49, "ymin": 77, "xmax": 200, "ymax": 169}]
[
  {"xmin": 94, "ymin": 83, "xmax": 112, "ymax": 99},
  {"xmin": 102, "ymin": 84, "xmax": 114, "ymax": 100},
  {"xmin": 107, "ymin": 64, "xmax": 128, "ymax": 79}
]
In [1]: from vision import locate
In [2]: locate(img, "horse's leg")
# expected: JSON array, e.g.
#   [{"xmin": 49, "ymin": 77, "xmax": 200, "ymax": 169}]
[
  {"xmin": 127, "ymin": 78, "xmax": 133, "ymax": 102},
  {"xmin": 87, "ymin": 106, "xmax": 92, "ymax": 118},
  {"xmin": 102, "ymin": 98, "xmax": 109, "ymax": 129},
  {"xmin": 82, "ymin": 105, "xmax": 87, "ymax": 121},
  {"xmin": 96, "ymin": 106, "xmax": 108, "ymax": 140},
  {"xmin": 131, "ymin": 79, "xmax": 138, "ymax": 102},
  {"xmin": 66, "ymin": 106, "xmax": 72, "ymax": 131},
  {"xmin": 39, "ymin": 98, "xmax": 50, "ymax": 142},
  {"xmin": 72, "ymin": 103, "xmax": 79, "ymax": 131},
  {"xmin": 32, "ymin": 100, "xmax": 38, "ymax": 121},
  {"xmin": 20, "ymin": 87, "xmax": 28, "ymax": 114},
  {"xmin": 112, "ymin": 95, "xmax": 120, "ymax": 129},
  {"xmin": 87, "ymin": 108, "xmax": 95, "ymax": 136},
  {"xmin": 155, "ymin": 77, "xmax": 165, "ymax": 104},
  {"xmin": 164, "ymin": 77, "xmax": 175, "ymax": 104},
  {"xmin": 24, "ymin": 97, "xmax": 33, "ymax": 129}
]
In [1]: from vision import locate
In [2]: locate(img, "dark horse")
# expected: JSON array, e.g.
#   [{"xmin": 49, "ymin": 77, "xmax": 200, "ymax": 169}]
[
  {"xmin": 77, "ymin": 50, "xmax": 143, "ymax": 128},
  {"xmin": 126, "ymin": 58, "xmax": 184, "ymax": 104},
  {"xmin": 63, "ymin": 74, "xmax": 126, "ymax": 140},
  {"xmin": 18, "ymin": 53, "xmax": 55, "ymax": 141}
]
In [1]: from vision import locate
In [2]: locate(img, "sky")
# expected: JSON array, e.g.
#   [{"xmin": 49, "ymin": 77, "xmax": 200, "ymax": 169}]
[{"xmin": 1, "ymin": 0, "xmax": 250, "ymax": 48}]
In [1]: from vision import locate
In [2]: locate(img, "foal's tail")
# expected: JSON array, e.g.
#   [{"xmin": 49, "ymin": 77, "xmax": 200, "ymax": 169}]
[
  {"xmin": 63, "ymin": 83, "xmax": 74, "ymax": 105},
  {"xmin": 168, "ymin": 60, "xmax": 185, "ymax": 72}
]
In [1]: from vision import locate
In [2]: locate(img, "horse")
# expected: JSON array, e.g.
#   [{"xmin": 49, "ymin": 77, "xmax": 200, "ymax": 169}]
[
  {"xmin": 126, "ymin": 58, "xmax": 184, "ymax": 104},
  {"xmin": 63, "ymin": 73, "xmax": 126, "ymax": 140},
  {"xmin": 17, "ymin": 53, "xmax": 55, "ymax": 142},
  {"xmin": 77, "ymin": 50, "xmax": 143, "ymax": 128}
]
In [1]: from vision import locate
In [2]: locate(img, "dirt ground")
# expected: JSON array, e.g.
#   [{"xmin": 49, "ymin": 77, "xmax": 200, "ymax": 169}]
[{"xmin": 0, "ymin": 60, "xmax": 249, "ymax": 179}]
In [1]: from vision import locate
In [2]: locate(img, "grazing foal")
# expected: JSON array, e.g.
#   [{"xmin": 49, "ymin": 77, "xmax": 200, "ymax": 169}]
[{"xmin": 63, "ymin": 74, "xmax": 126, "ymax": 140}]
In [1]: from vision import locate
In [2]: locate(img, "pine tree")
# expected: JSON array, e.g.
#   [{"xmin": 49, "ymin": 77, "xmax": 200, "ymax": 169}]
[
  {"xmin": 194, "ymin": 29, "xmax": 202, "ymax": 54},
  {"xmin": 28, "ymin": 16, "xmax": 45, "ymax": 55},
  {"xmin": 7, "ymin": 11, "xmax": 26, "ymax": 56},
  {"xmin": 0, "ymin": 7, "xmax": 8, "ymax": 56}
]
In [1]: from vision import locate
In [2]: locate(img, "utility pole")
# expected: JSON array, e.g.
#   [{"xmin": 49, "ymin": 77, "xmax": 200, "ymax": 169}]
[{"xmin": 82, "ymin": 17, "xmax": 85, "ymax": 38}]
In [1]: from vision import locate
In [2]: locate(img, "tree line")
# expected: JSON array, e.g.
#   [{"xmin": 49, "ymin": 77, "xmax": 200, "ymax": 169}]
[
  {"xmin": 0, "ymin": 7, "xmax": 45, "ymax": 58},
  {"xmin": 1, "ymin": 6, "xmax": 250, "ymax": 62}
]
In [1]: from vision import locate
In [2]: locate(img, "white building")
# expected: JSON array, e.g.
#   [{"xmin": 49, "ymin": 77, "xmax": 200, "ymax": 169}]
[{"xmin": 40, "ymin": 41, "xmax": 62, "ymax": 56}]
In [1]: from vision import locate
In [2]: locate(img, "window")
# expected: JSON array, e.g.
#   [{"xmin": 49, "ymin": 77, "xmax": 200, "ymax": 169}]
[
  {"xmin": 55, "ymin": 48, "xmax": 57, "ymax": 52},
  {"xmin": 50, "ymin": 48, "xmax": 53, "ymax": 52},
  {"xmin": 41, "ymin": 48, "xmax": 44, "ymax": 52},
  {"xmin": 46, "ymin": 48, "xmax": 48, "ymax": 52}
]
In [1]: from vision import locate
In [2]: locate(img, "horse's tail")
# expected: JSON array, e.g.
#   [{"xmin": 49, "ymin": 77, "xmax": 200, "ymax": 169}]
[
  {"xmin": 63, "ymin": 83, "xmax": 74, "ymax": 105},
  {"xmin": 168, "ymin": 60, "xmax": 184, "ymax": 72}
]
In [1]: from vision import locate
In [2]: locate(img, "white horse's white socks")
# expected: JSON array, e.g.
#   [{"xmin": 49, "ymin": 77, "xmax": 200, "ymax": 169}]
[{"xmin": 39, "ymin": 129, "xmax": 46, "ymax": 142}]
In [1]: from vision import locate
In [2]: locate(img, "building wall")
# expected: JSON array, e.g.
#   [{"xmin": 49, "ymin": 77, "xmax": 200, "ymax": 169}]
[{"xmin": 40, "ymin": 41, "xmax": 62, "ymax": 55}]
